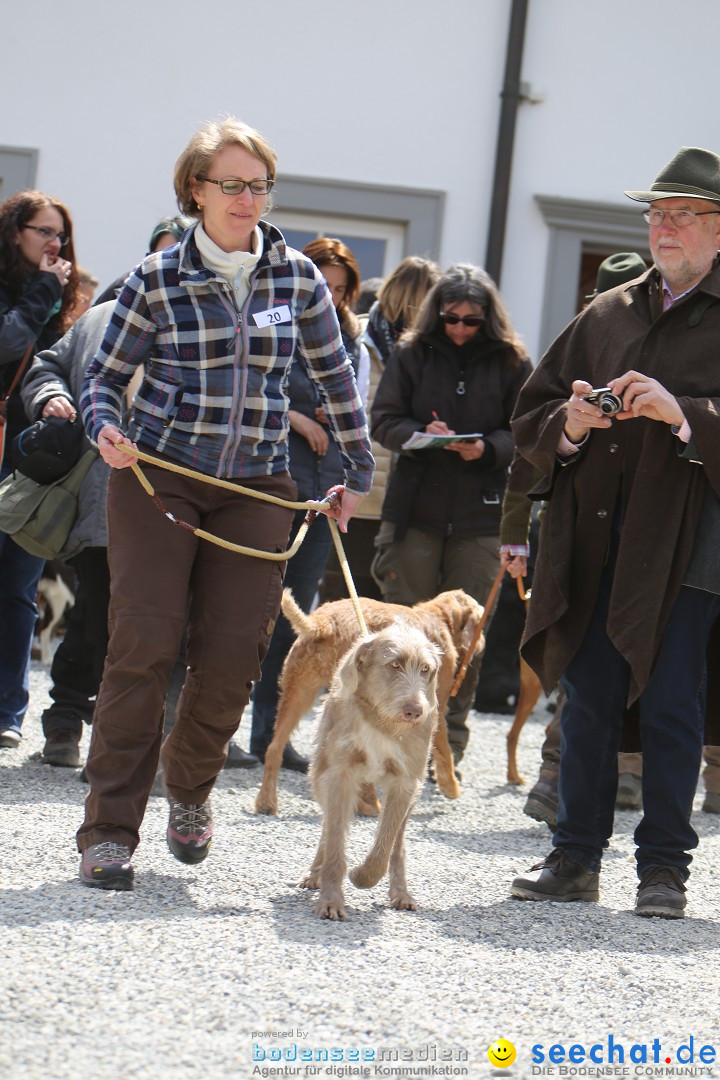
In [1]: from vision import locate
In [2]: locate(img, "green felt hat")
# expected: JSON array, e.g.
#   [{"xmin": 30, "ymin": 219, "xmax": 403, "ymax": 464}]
[{"xmin": 625, "ymin": 146, "xmax": 720, "ymax": 204}]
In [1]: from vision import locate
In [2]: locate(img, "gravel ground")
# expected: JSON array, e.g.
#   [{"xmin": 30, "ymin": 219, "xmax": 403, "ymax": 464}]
[{"xmin": 2, "ymin": 661, "xmax": 720, "ymax": 1080}]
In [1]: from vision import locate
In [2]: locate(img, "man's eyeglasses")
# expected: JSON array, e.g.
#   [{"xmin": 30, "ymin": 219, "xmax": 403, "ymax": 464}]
[
  {"xmin": 197, "ymin": 176, "xmax": 274, "ymax": 196},
  {"xmin": 643, "ymin": 208, "xmax": 720, "ymax": 228},
  {"xmin": 440, "ymin": 312, "xmax": 484, "ymax": 327},
  {"xmin": 22, "ymin": 224, "xmax": 70, "ymax": 247}
]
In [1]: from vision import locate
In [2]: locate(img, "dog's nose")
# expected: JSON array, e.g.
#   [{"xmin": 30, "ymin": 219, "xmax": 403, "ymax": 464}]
[{"xmin": 402, "ymin": 702, "xmax": 423, "ymax": 722}]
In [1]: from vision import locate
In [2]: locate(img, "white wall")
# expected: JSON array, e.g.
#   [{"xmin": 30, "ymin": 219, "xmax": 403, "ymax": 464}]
[{"xmin": 2, "ymin": 0, "xmax": 720, "ymax": 361}]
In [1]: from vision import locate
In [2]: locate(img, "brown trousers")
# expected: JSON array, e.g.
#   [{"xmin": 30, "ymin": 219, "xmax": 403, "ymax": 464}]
[{"xmin": 77, "ymin": 463, "xmax": 296, "ymax": 853}]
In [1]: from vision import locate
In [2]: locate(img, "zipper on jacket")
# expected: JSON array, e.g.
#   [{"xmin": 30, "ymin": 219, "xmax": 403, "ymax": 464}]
[{"xmin": 217, "ymin": 261, "xmax": 266, "ymax": 477}]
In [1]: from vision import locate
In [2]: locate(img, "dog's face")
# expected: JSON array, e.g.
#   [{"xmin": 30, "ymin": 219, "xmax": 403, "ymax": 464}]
[{"xmin": 337, "ymin": 621, "xmax": 440, "ymax": 731}]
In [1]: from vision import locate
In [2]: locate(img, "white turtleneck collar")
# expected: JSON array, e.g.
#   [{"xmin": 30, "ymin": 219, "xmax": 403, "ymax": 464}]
[{"xmin": 194, "ymin": 222, "xmax": 264, "ymax": 285}]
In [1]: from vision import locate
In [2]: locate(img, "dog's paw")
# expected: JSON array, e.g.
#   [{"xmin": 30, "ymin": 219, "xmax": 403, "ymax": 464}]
[
  {"xmin": 314, "ymin": 894, "xmax": 346, "ymax": 920},
  {"xmin": 254, "ymin": 792, "xmax": 278, "ymax": 816},
  {"xmin": 297, "ymin": 873, "xmax": 320, "ymax": 890},
  {"xmin": 349, "ymin": 862, "xmax": 384, "ymax": 889},
  {"xmin": 356, "ymin": 797, "xmax": 381, "ymax": 817},
  {"xmin": 389, "ymin": 889, "xmax": 417, "ymax": 911},
  {"xmin": 436, "ymin": 773, "xmax": 462, "ymax": 799}
]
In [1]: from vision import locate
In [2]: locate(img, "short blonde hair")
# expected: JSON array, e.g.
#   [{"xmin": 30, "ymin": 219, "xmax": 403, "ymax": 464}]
[{"xmin": 174, "ymin": 117, "xmax": 278, "ymax": 218}]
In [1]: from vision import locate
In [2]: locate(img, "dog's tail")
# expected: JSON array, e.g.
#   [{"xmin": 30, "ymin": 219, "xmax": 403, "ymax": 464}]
[{"xmin": 280, "ymin": 588, "xmax": 317, "ymax": 638}]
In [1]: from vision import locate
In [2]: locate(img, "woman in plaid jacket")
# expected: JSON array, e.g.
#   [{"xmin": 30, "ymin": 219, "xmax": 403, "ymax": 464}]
[{"xmin": 77, "ymin": 117, "xmax": 374, "ymax": 890}]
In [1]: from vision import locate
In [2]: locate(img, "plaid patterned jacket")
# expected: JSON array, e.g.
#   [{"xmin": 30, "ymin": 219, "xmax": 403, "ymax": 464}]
[{"xmin": 81, "ymin": 221, "xmax": 374, "ymax": 493}]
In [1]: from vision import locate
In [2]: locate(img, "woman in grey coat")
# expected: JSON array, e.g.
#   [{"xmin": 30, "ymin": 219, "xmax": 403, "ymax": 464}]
[{"xmin": 21, "ymin": 302, "xmax": 112, "ymax": 766}]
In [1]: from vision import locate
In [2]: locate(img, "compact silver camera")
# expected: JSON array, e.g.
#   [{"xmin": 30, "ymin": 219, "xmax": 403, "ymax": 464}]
[{"xmin": 584, "ymin": 387, "xmax": 623, "ymax": 416}]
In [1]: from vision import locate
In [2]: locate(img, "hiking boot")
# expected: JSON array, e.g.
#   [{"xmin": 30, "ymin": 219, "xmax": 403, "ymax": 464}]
[
  {"xmin": 42, "ymin": 729, "xmax": 81, "ymax": 768},
  {"xmin": 616, "ymin": 772, "xmax": 642, "ymax": 811},
  {"xmin": 523, "ymin": 776, "xmax": 558, "ymax": 831},
  {"xmin": 511, "ymin": 848, "xmax": 599, "ymax": 902},
  {"xmin": 702, "ymin": 791, "xmax": 720, "ymax": 814},
  {"xmin": 79, "ymin": 842, "xmax": 134, "ymax": 890},
  {"xmin": 635, "ymin": 865, "xmax": 687, "ymax": 919},
  {"xmin": 167, "ymin": 799, "xmax": 214, "ymax": 864},
  {"xmin": 0, "ymin": 729, "xmax": 21, "ymax": 749}
]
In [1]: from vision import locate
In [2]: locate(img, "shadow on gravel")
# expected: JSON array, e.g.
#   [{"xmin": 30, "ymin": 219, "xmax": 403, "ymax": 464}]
[
  {"xmin": 438, "ymin": 897, "xmax": 719, "ymax": 952},
  {"xmin": 268, "ymin": 888, "xmax": 385, "ymax": 944},
  {"xmin": 1, "ymin": 873, "xmax": 255, "ymax": 926}
]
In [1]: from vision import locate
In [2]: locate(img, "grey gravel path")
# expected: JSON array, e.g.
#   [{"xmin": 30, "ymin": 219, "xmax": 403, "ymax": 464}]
[{"xmin": 2, "ymin": 661, "xmax": 720, "ymax": 1080}]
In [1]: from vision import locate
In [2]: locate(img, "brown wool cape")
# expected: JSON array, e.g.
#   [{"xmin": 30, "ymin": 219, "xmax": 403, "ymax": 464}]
[{"xmin": 511, "ymin": 264, "xmax": 720, "ymax": 713}]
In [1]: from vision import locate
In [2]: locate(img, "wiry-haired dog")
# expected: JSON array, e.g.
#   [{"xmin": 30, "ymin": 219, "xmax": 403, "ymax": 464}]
[
  {"xmin": 255, "ymin": 588, "xmax": 484, "ymax": 817},
  {"xmin": 298, "ymin": 621, "xmax": 441, "ymax": 920}
]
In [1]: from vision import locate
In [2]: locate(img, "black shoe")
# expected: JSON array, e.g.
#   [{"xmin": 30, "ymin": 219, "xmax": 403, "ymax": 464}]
[
  {"xmin": 634, "ymin": 865, "xmax": 687, "ymax": 919},
  {"xmin": 79, "ymin": 842, "xmax": 134, "ymax": 890},
  {"xmin": 224, "ymin": 742, "xmax": 261, "ymax": 770},
  {"xmin": 42, "ymin": 729, "xmax": 81, "ymax": 768},
  {"xmin": 523, "ymin": 777, "xmax": 558, "ymax": 831},
  {"xmin": 167, "ymin": 799, "xmax": 214, "ymax": 864},
  {"xmin": 511, "ymin": 848, "xmax": 599, "ymax": 902},
  {"xmin": 280, "ymin": 742, "xmax": 309, "ymax": 773},
  {"xmin": 252, "ymin": 741, "xmax": 310, "ymax": 773}
]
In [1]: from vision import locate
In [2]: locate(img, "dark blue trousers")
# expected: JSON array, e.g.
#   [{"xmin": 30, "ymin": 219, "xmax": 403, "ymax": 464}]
[
  {"xmin": 250, "ymin": 510, "xmax": 332, "ymax": 752},
  {"xmin": 557, "ymin": 561, "xmax": 720, "ymax": 880}
]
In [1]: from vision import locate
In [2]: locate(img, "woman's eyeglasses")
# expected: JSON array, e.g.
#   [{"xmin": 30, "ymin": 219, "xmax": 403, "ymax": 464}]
[
  {"xmin": 22, "ymin": 224, "xmax": 70, "ymax": 247},
  {"xmin": 197, "ymin": 176, "xmax": 275, "ymax": 196},
  {"xmin": 440, "ymin": 312, "xmax": 484, "ymax": 327}
]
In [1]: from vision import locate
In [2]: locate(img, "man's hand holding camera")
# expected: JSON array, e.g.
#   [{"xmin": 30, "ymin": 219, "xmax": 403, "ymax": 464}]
[
  {"xmin": 608, "ymin": 370, "xmax": 685, "ymax": 427},
  {"xmin": 564, "ymin": 374, "xmax": 685, "ymax": 444}
]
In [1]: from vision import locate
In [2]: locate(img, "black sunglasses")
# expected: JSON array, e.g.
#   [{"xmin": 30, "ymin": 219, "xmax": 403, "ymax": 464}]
[{"xmin": 439, "ymin": 312, "xmax": 484, "ymax": 327}]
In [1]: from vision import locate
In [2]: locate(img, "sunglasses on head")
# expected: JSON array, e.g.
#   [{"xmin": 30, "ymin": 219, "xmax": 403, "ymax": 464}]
[{"xmin": 439, "ymin": 312, "xmax": 483, "ymax": 327}]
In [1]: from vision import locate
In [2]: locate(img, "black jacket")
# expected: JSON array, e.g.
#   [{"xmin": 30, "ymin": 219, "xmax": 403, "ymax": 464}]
[
  {"xmin": 371, "ymin": 329, "xmax": 531, "ymax": 539},
  {"xmin": 0, "ymin": 272, "xmax": 64, "ymax": 463}
]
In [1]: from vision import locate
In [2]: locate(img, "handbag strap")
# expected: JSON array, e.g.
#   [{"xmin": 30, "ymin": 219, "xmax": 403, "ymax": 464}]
[{"xmin": 0, "ymin": 343, "xmax": 35, "ymax": 412}]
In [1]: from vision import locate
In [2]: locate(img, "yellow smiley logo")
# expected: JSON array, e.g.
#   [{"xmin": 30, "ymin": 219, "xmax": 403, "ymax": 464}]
[{"xmin": 488, "ymin": 1039, "xmax": 516, "ymax": 1068}]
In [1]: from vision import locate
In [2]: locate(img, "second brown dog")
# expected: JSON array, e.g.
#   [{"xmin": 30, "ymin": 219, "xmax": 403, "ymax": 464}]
[{"xmin": 254, "ymin": 588, "xmax": 485, "ymax": 816}]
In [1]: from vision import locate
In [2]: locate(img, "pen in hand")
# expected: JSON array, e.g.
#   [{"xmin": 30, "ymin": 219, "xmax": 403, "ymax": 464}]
[{"xmin": 427, "ymin": 410, "xmax": 453, "ymax": 436}]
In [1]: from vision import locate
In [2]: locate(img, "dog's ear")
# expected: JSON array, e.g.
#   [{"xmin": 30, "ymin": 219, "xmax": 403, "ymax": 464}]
[
  {"xmin": 336, "ymin": 636, "xmax": 373, "ymax": 699},
  {"xmin": 460, "ymin": 600, "xmax": 485, "ymax": 654}
]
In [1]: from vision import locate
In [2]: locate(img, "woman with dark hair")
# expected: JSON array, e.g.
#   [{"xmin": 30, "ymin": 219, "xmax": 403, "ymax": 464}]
[
  {"xmin": 76, "ymin": 117, "xmax": 373, "ymax": 890},
  {"xmin": 0, "ymin": 190, "xmax": 77, "ymax": 749},
  {"xmin": 249, "ymin": 236, "xmax": 369, "ymax": 767},
  {"xmin": 371, "ymin": 263, "xmax": 532, "ymax": 767}
]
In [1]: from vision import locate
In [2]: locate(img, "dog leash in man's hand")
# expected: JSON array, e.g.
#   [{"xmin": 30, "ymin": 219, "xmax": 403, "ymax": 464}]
[{"xmin": 449, "ymin": 563, "xmax": 505, "ymax": 697}]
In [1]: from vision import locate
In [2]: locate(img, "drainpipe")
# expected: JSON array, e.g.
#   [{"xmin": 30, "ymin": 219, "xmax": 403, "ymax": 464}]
[{"xmin": 485, "ymin": 0, "xmax": 530, "ymax": 286}]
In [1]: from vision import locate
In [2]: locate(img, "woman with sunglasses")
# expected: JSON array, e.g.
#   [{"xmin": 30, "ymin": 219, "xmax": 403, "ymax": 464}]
[
  {"xmin": 76, "ymin": 117, "xmax": 373, "ymax": 890},
  {"xmin": 371, "ymin": 263, "xmax": 531, "ymax": 768},
  {"xmin": 0, "ymin": 190, "xmax": 77, "ymax": 750}
]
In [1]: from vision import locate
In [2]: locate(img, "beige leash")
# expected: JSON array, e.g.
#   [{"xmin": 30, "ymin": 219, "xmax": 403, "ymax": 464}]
[
  {"xmin": 449, "ymin": 563, "xmax": 505, "ymax": 697},
  {"xmin": 115, "ymin": 442, "xmax": 339, "ymax": 560},
  {"xmin": 115, "ymin": 441, "xmax": 370, "ymax": 634}
]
